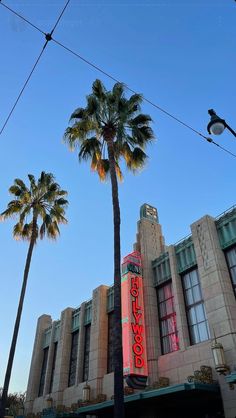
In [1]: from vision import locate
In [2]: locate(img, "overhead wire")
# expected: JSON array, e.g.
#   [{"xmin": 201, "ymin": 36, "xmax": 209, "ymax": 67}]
[
  {"xmin": 51, "ymin": 38, "xmax": 236, "ymax": 159},
  {"xmin": 0, "ymin": 1, "xmax": 236, "ymax": 160},
  {"xmin": 50, "ymin": 0, "xmax": 71, "ymax": 36},
  {"xmin": 0, "ymin": 1, "xmax": 45, "ymax": 36},
  {"xmin": 0, "ymin": 0, "xmax": 71, "ymax": 136},
  {"xmin": 0, "ymin": 42, "xmax": 48, "ymax": 136}
]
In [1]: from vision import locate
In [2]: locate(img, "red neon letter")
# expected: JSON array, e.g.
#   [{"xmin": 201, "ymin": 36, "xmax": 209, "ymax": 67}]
[
  {"xmin": 133, "ymin": 343, "xmax": 144, "ymax": 356},
  {"xmin": 133, "ymin": 312, "xmax": 142, "ymax": 323},
  {"xmin": 135, "ymin": 356, "xmax": 144, "ymax": 368},
  {"xmin": 130, "ymin": 287, "xmax": 139, "ymax": 298},
  {"xmin": 134, "ymin": 334, "xmax": 143, "ymax": 344},
  {"xmin": 131, "ymin": 276, "xmax": 139, "ymax": 288},
  {"xmin": 131, "ymin": 324, "xmax": 143, "ymax": 335},
  {"xmin": 132, "ymin": 299, "xmax": 141, "ymax": 313}
]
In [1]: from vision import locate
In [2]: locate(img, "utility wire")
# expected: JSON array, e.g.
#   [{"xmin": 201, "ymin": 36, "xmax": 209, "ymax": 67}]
[
  {"xmin": 0, "ymin": 1, "xmax": 219, "ymax": 144},
  {"xmin": 0, "ymin": 1, "xmax": 45, "ymax": 35},
  {"xmin": 209, "ymin": 140, "xmax": 236, "ymax": 159},
  {"xmin": 52, "ymin": 38, "xmax": 236, "ymax": 158},
  {"xmin": 52, "ymin": 39, "xmax": 210, "ymax": 141},
  {"xmin": 0, "ymin": 42, "xmax": 48, "ymax": 136},
  {"xmin": 0, "ymin": 0, "xmax": 71, "ymax": 136},
  {"xmin": 50, "ymin": 0, "xmax": 71, "ymax": 36},
  {"xmin": 1, "ymin": 1, "xmax": 236, "ymax": 160}
]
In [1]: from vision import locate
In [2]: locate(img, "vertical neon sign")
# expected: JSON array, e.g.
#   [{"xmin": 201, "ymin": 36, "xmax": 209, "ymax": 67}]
[{"xmin": 121, "ymin": 252, "xmax": 148, "ymax": 383}]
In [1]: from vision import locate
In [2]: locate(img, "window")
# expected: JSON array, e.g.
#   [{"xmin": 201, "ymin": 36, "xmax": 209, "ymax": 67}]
[
  {"xmin": 38, "ymin": 347, "xmax": 49, "ymax": 397},
  {"xmin": 68, "ymin": 330, "xmax": 79, "ymax": 387},
  {"xmin": 225, "ymin": 247, "xmax": 236, "ymax": 296},
  {"xmin": 182, "ymin": 269, "xmax": 210, "ymax": 345},
  {"xmin": 49, "ymin": 342, "xmax": 58, "ymax": 393},
  {"xmin": 84, "ymin": 301, "xmax": 92, "ymax": 325},
  {"xmin": 83, "ymin": 325, "xmax": 91, "ymax": 382},
  {"xmin": 72, "ymin": 309, "xmax": 80, "ymax": 331},
  {"xmin": 157, "ymin": 283, "xmax": 179, "ymax": 354},
  {"xmin": 107, "ymin": 312, "xmax": 114, "ymax": 373}
]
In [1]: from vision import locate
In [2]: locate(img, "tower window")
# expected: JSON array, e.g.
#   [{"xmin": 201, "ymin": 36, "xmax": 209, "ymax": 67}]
[
  {"xmin": 157, "ymin": 282, "xmax": 179, "ymax": 354},
  {"xmin": 182, "ymin": 269, "xmax": 210, "ymax": 344}
]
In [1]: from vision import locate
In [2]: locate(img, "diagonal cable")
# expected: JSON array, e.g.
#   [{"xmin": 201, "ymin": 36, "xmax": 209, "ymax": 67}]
[
  {"xmin": 209, "ymin": 140, "xmax": 236, "ymax": 159},
  {"xmin": 50, "ymin": 0, "xmax": 71, "ymax": 36},
  {"xmin": 52, "ymin": 38, "xmax": 236, "ymax": 159},
  {"xmin": 1, "ymin": 1, "xmax": 236, "ymax": 160},
  {"xmin": 0, "ymin": 0, "xmax": 71, "ymax": 136},
  {"xmin": 0, "ymin": 41, "xmax": 49, "ymax": 136},
  {"xmin": 0, "ymin": 1, "xmax": 45, "ymax": 35},
  {"xmin": 52, "ymin": 39, "xmax": 206, "ymax": 140},
  {"xmin": 0, "ymin": 2, "xmax": 216, "ymax": 144}
]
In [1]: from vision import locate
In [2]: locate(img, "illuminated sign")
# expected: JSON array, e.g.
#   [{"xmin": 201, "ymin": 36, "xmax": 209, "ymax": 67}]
[{"xmin": 122, "ymin": 252, "xmax": 148, "ymax": 381}]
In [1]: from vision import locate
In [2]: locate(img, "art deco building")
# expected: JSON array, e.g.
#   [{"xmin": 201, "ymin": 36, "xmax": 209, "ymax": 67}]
[{"xmin": 25, "ymin": 204, "xmax": 236, "ymax": 418}]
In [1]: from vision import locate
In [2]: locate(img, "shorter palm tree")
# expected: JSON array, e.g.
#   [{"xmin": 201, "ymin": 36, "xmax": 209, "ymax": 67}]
[{"xmin": 0, "ymin": 172, "xmax": 68, "ymax": 418}]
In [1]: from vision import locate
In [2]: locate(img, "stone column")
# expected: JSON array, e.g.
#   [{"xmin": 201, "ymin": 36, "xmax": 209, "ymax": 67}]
[
  {"xmin": 168, "ymin": 245, "xmax": 190, "ymax": 350},
  {"xmin": 43, "ymin": 321, "xmax": 57, "ymax": 396},
  {"xmin": 76, "ymin": 302, "xmax": 85, "ymax": 384},
  {"xmin": 191, "ymin": 215, "xmax": 236, "ymax": 418},
  {"xmin": 25, "ymin": 314, "xmax": 52, "ymax": 413},
  {"xmin": 52, "ymin": 307, "xmax": 73, "ymax": 404},
  {"xmin": 88, "ymin": 285, "xmax": 109, "ymax": 398},
  {"xmin": 135, "ymin": 215, "xmax": 165, "ymax": 383}
]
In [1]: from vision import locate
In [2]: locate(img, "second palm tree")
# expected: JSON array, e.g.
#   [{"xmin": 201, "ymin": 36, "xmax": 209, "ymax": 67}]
[{"xmin": 0, "ymin": 172, "xmax": 68, "ymax": 418}]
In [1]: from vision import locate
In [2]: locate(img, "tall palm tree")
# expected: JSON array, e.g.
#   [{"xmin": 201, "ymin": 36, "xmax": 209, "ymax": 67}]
[
  {"xmin": 0, "ymin": 172, "xmax": 68, "ymax": 418},
  {"xmin": 64, "ymin": 80, "xmax": 154, "ymax": 418}
]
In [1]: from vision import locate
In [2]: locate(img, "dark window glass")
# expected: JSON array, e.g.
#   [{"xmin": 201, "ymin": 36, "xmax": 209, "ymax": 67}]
[
  {"xmin": 68, "ymin": 330, "xmax": 79, "ymax": 387},
  {"xmin": 225, "ymin": 247, "xmax": 236, "ymax": 296},
  {"xmin": 182, "ymin": 269, "xmax": 210, "ymax": 345},
  {"xmin": 49, "ymin": 342, "xmax": 58, "ymax": 393},
  {"xmin": 38, "ymin": 347, "xmax": 49, "ymax": 397},
  {"xmin": 107, "ymin": 312, "xmax": 115, "ymax": 373},
  {"xmin": 83, "ymin": 325, "xmax": 91, "ymax": 382},
  {"xmin": 157, "ymin": 282, "xmax": 179, "ymax": 354}
]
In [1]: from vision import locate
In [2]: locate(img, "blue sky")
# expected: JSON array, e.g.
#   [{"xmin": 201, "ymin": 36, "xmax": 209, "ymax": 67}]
[{"xmin": 0, "ymin": 0, "xmax": 235, "ymax": 393}]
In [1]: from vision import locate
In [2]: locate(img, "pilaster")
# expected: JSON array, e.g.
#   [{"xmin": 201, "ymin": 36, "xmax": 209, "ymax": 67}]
[
  {"xmin": 52, "ymin": 307, "xmax": 73, "ymax": 403},
  {"xmin": 136, "ymin": 214, "xmax": 165, "ymax": 383},
  {"xmin": 168, "ymin": 245, "xmax": 190, "ymax": 350},
  {"xmin": 25, "ymin": 314, "xmax": 52, "ymax": 413},
  {"xmin": 191, "ymin": 215, "xmax": 236, "ymax": 418},
  {"xmin": 88, "ymin": 285, "xmax": 109, "ymax": 398}
]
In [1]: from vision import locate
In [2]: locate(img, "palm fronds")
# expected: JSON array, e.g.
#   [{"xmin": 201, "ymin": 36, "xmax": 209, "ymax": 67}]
[
  {"xmin": 1, "ymin": 172, "xmax": 68, "ymax": 242},
  {"xmin": 64, "ymin": 79, "xmax": 155, "ymax": 179}
]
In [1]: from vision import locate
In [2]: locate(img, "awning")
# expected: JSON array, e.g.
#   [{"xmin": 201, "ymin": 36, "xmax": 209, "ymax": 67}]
[{"xmin": 77, "ymin": 382, "xmax": 222, "ymax": 418}]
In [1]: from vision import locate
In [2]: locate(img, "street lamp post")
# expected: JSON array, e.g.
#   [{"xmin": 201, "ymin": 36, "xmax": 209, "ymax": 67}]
[{"xmin": 207, "ymin": 109, "xmax": 236, "ymax": 138}]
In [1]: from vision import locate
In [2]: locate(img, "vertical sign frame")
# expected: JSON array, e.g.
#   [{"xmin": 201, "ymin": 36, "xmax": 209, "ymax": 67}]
[{"xmin": 121, "ymin": 251, "xmax": 148, "ymax": 382}]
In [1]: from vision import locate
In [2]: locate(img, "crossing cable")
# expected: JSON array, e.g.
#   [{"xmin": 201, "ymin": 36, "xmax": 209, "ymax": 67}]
[
  {"xmin": 1, "ymin": 1, "xmax": 236, "ymax": 160},
  {"xmin": 0, "ymin": 42, "xmax": 48, "ymax": 136},
  {"xmin": 52, "ymin": 38, "xmax": 236, "ymax": 159},
  {"xmin": 0, "ymin": 1, "xmax": 45, "ymax": 36},
  {"xmin": 0, "ymin": 0, "xmax": 71, "ymax": 136}
]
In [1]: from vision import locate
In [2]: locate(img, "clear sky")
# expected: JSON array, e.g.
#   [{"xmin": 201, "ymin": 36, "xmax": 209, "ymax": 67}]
[{"xmin": 0, "ymin": 0, "xmax": 235, "ymax": 394}]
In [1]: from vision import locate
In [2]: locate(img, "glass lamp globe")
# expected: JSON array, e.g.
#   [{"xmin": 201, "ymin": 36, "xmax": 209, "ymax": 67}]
[{"xmin": 209, "ymin": 121, "xmax": 225, "ymax": 136}]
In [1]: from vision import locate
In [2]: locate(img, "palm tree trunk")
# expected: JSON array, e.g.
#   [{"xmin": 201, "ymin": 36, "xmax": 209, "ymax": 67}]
[
  {"xmin": 106, "ymin": 135, "xmax": 125, "ymax": 418},
  {"xmin": 0, "ymin": 215, "xmax": 37, "ymax": 418}
]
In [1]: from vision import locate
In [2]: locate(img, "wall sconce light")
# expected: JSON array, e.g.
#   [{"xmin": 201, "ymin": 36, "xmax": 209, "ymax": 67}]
[
  {"xmin": 82, "ymin": 383, "xmax": 91, "ymax": 402},
  {"xmin": 211, "ymin": 337, "xmax": 229, "ymax": 375}
]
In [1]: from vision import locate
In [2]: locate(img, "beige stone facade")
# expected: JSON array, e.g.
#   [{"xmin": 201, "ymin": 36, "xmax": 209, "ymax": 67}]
[{"xmin": 25, "ymin": 204, "xmax": 236, "ymax": 418}]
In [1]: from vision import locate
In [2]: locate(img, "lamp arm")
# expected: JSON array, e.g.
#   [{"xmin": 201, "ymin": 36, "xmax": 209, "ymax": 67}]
[{"xmin": 225, "ymin": 122, "xmax": 236, "ymax": 138}]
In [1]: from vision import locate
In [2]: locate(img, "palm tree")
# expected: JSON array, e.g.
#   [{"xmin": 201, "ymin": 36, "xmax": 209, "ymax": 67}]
[
  {"xmin": 64, "ymin": 79, "xmax": 154, "ymax": 418},
  {"xmin": 0, "ymin": 172, "xmax": 68, "ymax": 418}
]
